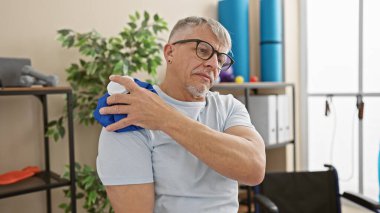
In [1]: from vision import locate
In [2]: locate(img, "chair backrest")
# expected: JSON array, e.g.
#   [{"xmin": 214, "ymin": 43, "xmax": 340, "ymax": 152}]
[{"xmin": 256, "ymin": 167, "xmax": 341, "ymax": 213}]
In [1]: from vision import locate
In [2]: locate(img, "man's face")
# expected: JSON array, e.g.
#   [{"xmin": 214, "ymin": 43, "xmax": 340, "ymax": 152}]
[{"xmin": 168, "ymin": 26, "xmax": 228, "ymax": 98}]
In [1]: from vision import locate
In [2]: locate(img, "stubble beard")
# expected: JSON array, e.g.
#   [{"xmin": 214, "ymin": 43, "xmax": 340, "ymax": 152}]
[
  {"xmin": 186, "ymin": 78, "xmax": 215, "ymax": 98},
  {"xmin": 186, "ymin": 84, "xmax": 209, "ymax": 98},
  {"xmin": 186, "ymin": 70, "xmax": 216, "ymax": 98}
]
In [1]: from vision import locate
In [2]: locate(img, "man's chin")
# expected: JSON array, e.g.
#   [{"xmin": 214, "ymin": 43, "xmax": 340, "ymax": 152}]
[{"xmin": 186, "ymin": 85, "xmax": 209, "ymax": 98}]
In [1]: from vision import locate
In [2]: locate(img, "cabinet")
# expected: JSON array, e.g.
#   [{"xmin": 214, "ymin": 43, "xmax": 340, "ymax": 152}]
[
  {"xmin": 212, "ymin": 82, "xmax": 295, "ymax": 213},
  {"xmin": 0, "ymin": 87, "xmax": 76, "ymax": 213}
]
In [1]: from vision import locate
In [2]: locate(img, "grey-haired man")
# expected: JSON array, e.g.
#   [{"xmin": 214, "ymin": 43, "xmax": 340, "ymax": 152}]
[{"xmin": 97, "ymin": 16, "xmax": 266, "ymax": 213}]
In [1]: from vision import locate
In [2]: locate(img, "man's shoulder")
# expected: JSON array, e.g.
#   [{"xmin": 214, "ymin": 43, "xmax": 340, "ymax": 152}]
[
  {"xmin": 207, "ymin": 90, "xmax": 234, "ymax": 102},
  {"xmin": 206, "ymin": 90, "xmax": 243, "ymax": 108},
  {"xmin": 99, "ymin": 128, "xmax": 152, "ymax": 145}
]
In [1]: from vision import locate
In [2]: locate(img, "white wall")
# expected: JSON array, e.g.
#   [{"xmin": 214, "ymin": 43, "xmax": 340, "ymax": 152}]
[{"xmin": 0, "ymin": 0, "xmax": 300, "ymax": 212}]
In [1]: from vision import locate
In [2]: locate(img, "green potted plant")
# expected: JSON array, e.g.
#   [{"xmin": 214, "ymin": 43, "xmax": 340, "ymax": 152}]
[
  {"xmin": 48, "ymin": 11, "xmax": 168, "ymax": 140},
  {"xmin": 53, "ymin": 11, "xmax": 168, "ymax": 212},
  {"xmin": 59, "ymin": 163, "xmax": 113, "ymax": 213}
]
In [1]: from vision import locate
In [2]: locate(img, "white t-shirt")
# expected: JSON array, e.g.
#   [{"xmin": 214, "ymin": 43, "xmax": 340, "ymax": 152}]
[{"xmin": 96, "ymin": 85, "xmax": 255, "ymax": 213}]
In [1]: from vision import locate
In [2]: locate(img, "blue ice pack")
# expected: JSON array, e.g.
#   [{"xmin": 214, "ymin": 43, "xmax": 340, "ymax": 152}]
[{"xmin": 93, "ymin": 78, "xmax": 157, "ymax": 132}]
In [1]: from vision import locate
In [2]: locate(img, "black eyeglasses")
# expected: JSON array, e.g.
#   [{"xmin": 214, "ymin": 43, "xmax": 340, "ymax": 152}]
[{"xmin": 171, "ymin": 39, "xmax": 234, "ymax": 72}]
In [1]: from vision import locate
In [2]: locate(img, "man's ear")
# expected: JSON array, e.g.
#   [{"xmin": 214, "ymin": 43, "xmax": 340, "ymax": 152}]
[{"xmin": 163, "ymin": 43, "xmax": 174, "ymax": 62}]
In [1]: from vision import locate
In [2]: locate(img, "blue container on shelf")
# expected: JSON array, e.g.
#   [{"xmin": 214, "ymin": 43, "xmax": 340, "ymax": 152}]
[{"xmin": 218, "ymin": 0, "xmax": 250, "ymax": 82}]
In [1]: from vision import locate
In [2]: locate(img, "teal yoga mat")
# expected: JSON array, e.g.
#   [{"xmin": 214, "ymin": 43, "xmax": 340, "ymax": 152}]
[
  {"xmin": 218, "ymin": 0, "xmax": 250, "ymax": 82},
  {"xmin": 261, "ymin": 43, "xmax": 283, "ymax": 82},
  {"xmin": 260, "ymin": 0, "xmax": 283, "ymax": 82},
  {"xmin": 260, "ymin": 0, "xmax": 283, "ymax": 42}
]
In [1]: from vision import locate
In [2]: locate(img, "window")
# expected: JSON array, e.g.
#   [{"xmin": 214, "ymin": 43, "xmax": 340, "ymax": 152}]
[{"xmin": 303, "ymin": 0, "xmax": 380, "ymax": 201}]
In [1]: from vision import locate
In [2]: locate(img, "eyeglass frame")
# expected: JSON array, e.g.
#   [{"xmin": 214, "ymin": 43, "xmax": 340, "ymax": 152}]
[{"xmin": 171, "ymin": 39, "xmax": 234, "ymax": 72}]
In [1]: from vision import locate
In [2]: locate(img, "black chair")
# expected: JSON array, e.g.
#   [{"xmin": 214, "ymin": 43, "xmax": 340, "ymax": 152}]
[{"xmin": 251, "ymin": 165, "xmax": 380, "ymax": 213}]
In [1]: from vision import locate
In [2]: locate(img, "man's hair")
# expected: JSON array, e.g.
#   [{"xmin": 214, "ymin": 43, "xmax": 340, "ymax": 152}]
[{"xmin": 168, "ymin": 16, "xmax": 232, "ymax": 51}]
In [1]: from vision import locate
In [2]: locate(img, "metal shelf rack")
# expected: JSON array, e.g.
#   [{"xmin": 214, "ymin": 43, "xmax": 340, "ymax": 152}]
[{"xmin": 0, "ymin": 86, "xmax": 76, "ymax": 213}]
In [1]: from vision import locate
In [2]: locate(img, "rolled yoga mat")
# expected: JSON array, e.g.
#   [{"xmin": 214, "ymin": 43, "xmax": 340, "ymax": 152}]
[
  {"xmin": 260, "ymin": 0, "xmax": 283, "ymax": 82},
  {"xmin": 260, "ymin": 0, "xmax": 283, "ymax": 42},
  {"xmin": 260, "ymin": 43, "xmax": 283, "ymax": 82},
  {"xmin": 218, "ymin": 0, "xmax": 250, "ymax": 82}
]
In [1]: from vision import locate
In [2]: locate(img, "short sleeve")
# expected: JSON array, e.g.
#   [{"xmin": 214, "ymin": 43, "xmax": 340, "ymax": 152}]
[
  {"xmin": 96, "ymin": 128, "xmax": 154, "ymax": 185},
  {"xmin": 223, "ymin": 97, "xmax": 255, "ymax": 131}
]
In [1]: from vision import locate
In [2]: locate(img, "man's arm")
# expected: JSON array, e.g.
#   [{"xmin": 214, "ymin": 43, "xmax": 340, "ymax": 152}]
[
  {"xmin": 160, "ymin": 114, "xmax": 266, "ymax": 185},
  {"xmin": 100, "ymin": 75, "xmax": 266, "ymax": 185},
  {"xmin": 97, "ymin": 128, "xmax": 155, "ymax": 212},
  {"xmin": 106, "ymin": 183, "xmax": 154, "ymax": 213}
]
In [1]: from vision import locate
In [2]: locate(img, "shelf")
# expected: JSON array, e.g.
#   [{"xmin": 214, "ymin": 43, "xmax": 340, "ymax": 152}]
[
  {"xmin": 213, "ymin": 82, "xmax": 294, "ymax": 90},
  {"xmin": 0, "ymin": 86, "xmax": 71, "ymax": 96},
  {"xmin": 265, "ymin": 141, "xmax": 293, "ymax": 150},
  {"xmin": 0, "ymin": 171, "xmax": 70, "ymax": 199},
  {"xmin": 0, "ymin": 87, "xmax": 76, "ymax": 212}
]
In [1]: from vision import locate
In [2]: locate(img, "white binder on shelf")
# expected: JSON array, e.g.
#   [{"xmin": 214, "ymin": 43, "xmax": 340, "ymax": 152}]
[
  {"xmin": 248, "ymin": 95, "xmax": 277, "ymax": 146},
  {"xmin": 277, "ymin": 94, "xmax": 293, "ymax": 143}
]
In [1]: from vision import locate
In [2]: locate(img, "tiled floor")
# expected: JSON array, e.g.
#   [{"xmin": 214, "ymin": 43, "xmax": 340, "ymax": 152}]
[{"xmin": 341, "ymin": 198, "xmax": 374, "ymax": 213}]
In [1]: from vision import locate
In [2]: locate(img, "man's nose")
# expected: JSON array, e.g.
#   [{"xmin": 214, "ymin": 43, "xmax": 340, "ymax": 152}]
[{"xmin": 203, "ymin": 53, "xmax": 219, "ymax": 70}]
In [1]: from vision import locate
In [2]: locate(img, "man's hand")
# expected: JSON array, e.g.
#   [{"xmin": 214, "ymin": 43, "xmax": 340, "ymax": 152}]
[{"xmin": 99, "ymin": 75, "xmax": 177, "ymax": 131}]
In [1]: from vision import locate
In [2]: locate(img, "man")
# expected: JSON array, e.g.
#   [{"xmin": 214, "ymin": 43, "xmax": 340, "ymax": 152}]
[{"xmin": 97, "ymin": 16, "xmax": 266, "ymax": 213}]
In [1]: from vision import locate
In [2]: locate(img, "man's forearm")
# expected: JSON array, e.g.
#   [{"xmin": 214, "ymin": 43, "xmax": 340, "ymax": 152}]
[{"xmin": 161, "ymin": 111, "xmax": 266, "ymax": 185}]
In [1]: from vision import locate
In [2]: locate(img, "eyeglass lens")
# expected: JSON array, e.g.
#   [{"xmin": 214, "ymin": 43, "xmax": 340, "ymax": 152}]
[{"xmin": 196, "ymin": 41, "xmax": 231, "ymax": 71}]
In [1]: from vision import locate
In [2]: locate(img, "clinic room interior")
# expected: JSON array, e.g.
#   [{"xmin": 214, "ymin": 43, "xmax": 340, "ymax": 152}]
[{"xmin": 1, "ymin": 0, "xmax": 379, "ymax": 212}]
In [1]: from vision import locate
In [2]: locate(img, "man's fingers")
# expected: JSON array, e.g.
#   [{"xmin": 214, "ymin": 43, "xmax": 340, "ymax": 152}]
[
  {"xmin": 105, "ymin": 117, "xmax": 134, "ymax": 132},
  {"xmin": 109, "ymin": 75, "xmax": 139, "ymax": 93},
  {"xmin": 106, "ymin": 94, "xmax": 135, "ymax": 105},
  {"xmin": 99, "ymin": 104, "xmax": 131, "ymax": 115}
]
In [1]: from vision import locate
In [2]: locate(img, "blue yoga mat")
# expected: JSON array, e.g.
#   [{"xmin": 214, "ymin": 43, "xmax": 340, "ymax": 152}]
[
  {"xmin": 260, "ymin": 0, "xmax": 283, "ymax": 42},
  {"xmin": 218, "ymin": 0, "xmax": 250, "ymax": 82},
  {"xmin": 260, "ymin": 43, "xmax": 283, "ymax": 82}
]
